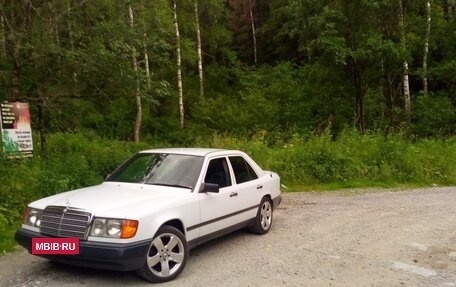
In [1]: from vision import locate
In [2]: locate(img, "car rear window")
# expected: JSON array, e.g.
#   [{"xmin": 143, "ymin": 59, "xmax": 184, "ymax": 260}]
[{"xmin": 229, "ymin": 156, "xmax": 258, "ymax": 184}]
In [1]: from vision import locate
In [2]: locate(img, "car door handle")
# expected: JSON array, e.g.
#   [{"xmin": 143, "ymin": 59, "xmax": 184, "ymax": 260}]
[
  {"xmin": 257, "ymin": 185, "xmax": 263, "ymax": 190},
  {"xmin": 230, "ymin": 192, "xmax": 238, "ymax": 197}
]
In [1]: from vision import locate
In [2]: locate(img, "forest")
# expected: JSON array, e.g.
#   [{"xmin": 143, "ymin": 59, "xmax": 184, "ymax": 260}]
[
  {"xmin": 0, "ymin": 0, "xmax": 456, "ymax": 251},
  {"xmin": 1, "ymin": 0, "xmax": 455, "ymax": 142}
]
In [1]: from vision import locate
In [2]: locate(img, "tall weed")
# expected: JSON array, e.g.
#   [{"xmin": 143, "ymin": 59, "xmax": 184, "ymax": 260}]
[
  {"xmin": 1, "ymin": 130, "xmax": 455, "ymax": 252},
  {"xmin": 198, "ymin": 129, "xmax": 456, "ymax": 188}
]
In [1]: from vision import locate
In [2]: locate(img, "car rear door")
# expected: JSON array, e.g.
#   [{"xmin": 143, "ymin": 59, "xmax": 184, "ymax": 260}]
[
  {"xmin": 197, "ymin": 156, "xmax": 241, "ymax": 237},
  {"xmin": 226, "ymin": 155, "xmax": 264, "ymax": 220}
]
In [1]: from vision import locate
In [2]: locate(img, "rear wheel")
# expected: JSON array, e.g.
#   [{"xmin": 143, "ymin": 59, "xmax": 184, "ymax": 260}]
[
  {"xmin": 249, "ymin": 197, "xmax": 273, "ymax": 234},
  {"xmin": 136, "ymin": 225, "xmax": 188, "ymax": 283}
]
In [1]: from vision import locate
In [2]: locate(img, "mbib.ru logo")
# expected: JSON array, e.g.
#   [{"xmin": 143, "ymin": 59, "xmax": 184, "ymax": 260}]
[{"xmin": 32, "ymin": 238, "xmax": 79, "ymax": 255}]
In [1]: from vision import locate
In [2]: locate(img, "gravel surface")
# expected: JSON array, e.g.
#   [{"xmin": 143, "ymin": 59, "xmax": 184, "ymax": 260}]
[{"xmin": 1, "ymin": 187, "xmax": 455, "ymax": 287}]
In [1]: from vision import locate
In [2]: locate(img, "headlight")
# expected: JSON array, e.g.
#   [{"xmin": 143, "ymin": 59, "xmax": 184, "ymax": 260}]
[
  {"xmin": 106, "ymin": 220, "xmax": 122, "ymax": 236},
  {"xmin": 91, "ymin": 218, "xmax": 106, "ymax": 236},
  {"xmin": 23, "ymin": 208, "xmax": 43, "ymax": 228},
  {"xmin": 89, "ymin": 218, "xmax": 138, "ymax": 239}
]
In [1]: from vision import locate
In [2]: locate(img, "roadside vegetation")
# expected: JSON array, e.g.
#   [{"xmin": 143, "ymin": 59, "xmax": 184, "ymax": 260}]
[
  {"xmin": 1, "ymin": 131, "xmax": 455, "ymax": 253},
  {"xmin": 1, "ymin": 1, "xmax": 456, "ymax": 253}
]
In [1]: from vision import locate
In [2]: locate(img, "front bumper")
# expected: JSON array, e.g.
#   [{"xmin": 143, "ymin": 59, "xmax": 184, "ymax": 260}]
[{"xmin": 15, "ymin": 228, "xmax": 150, "ymax": 271}]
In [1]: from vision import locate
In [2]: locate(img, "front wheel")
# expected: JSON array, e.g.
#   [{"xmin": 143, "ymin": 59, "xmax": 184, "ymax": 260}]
[
  {"xmin": 249, "ymin": 197, "xmax": 273, "ymax": 235},
  {"xmin": 136, "ymin": 225, "xmax": 188, "ymax": 283}
]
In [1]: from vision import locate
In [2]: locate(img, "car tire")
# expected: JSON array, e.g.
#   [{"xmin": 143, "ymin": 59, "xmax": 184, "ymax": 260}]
[
  {"xmin": 249, "ymin": 197, "xmax": 273, "ymax": 235},
  {"xmin": 136, "ymin": 225, "xmax": 188, "ymax": 283}
]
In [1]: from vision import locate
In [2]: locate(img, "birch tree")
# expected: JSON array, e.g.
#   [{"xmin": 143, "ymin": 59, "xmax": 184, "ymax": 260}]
[
  {"xmin": 128, "ymin": 2, "xmax": 142, "ymax": 142},
  {"xmin": 194, "ymin": 0, "xmax": 204, "ymax": 99},
  {"xmin": 443, "ymin": 0, "xmax": 454, "ymax": 20},
  {"xmin": 399, "ymin": 0, "xmax": 411, "ymax": 128},
  {"xmin": 47, "ymin": 2, "xmax": 62, "ymax": 73},
  {"xmin": 173, "ymin": 0, "xmax": 185, "ymax": 129},
  {"xmin": 228, "ymin": 0, "xmax": 260, "ymax": 64},
  {"xmin": 67, "ymin": 0, "xmax": 79, "ymax": 96},
  {"xmin": 140, "ymin": 1, "xmax": 151, "ymax": 91},
  {"xmin": 248, "ymin": 0, "xmax": 257, "ymax": 65},
  {"xmin": 422, "ymin": 0, "xmax": 431, "ymax": 95},
  {"xmin": 0, "ymin": 14, "xmax": 5, "ymax": 58}
]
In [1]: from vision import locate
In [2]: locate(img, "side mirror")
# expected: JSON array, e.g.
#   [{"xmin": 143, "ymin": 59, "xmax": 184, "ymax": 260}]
[{"xmin": 200, "ymin": 182, "xmax": 220, "ymax": 193}]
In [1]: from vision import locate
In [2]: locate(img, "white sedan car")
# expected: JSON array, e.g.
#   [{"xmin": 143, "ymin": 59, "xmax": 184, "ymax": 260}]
[{"xmin": 15, "ymin": 148, "xmax": 281, "ymax": 283}]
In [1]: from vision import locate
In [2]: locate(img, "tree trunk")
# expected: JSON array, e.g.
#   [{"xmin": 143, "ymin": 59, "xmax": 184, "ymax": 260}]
[
  {"xmin": 1, "ymin": 14, "xmax": 5, "ymax": 58},
  {"xmin": 37, "ymin": 89, "xmax": 47, "ymax": 155},
  {"xmin": 173, "ymin": 0, "xmax": 185, "ymax": 129},
  {"xmin": 67, "ymin": 0, "xmax": 79, "ymax": 96},
  {"xmin": 248, "ymin": 0, "xmax": 258, "ymax": 65},
  {"xmin": 356, "ymin": 92, "xmax": 365, "ymax": 134},
  {"xmin": 349, "ymin": 57, "xmax": 365, "ymax": 134},
  {"xmin": 194, "ymin": 0, "xmax": 204, "ymax": 99},
  {"xmin": 399, "ymin": 0, "xmax": 411, "ymax": 128},
  {"xmin": 422, "ymin": 0, "xmax": 431, "ymax": 95},
  {"xmin": 48, "ymin": 2, "xmax": 62, "ymax": 74},
  {"xmin": 140, "ymin": 1, "xmax": 151, "ymax": 90},
  {"xmin": 443, "ymin": 0, "xmax": 454, "ymax": 20},
  {"xmin": 403, "ymin": 61, "xmax": 411, "ymax": 126},
  {"xmin": 10, "ymin": 61, "xmax": 20, "ymax": 101},
  {"xmin": 128, "ymin": 2, "xmax": 142, "ymax": 142},
  {"xmin": 3, "ymin": 4, "xmax": 25, "ymax": 101},
  {"xmin": 143, "ymin": 34, "xmax": 151, "ymax": 90}
]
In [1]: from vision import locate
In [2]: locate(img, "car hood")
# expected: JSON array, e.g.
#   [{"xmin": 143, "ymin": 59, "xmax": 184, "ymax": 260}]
[{"xmin": 29, "ymin": 182, "xmax": 191, "ymax": 218}]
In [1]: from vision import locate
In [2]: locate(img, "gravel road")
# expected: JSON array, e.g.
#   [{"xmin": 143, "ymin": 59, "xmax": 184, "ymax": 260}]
[{"xmin": 1, "ymin": 187, "xmax": 455, "ymax": 287}]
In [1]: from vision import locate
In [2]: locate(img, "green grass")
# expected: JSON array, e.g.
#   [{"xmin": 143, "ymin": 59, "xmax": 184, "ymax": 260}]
[
  {"xmin": 196, "ymin": 130, "xmax": 456, "ymax": 188},
  {"xmin": 0, "ymin": 228, "xmax": 17, "ymax": 254},
  {"xmin": 1, "ymin": 130, "xmax": 455, "ymax": 254}
]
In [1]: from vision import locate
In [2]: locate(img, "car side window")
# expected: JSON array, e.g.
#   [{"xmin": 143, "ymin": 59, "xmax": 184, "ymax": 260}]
[
  {"xmin": 229, "ymin": 156, "xmax": 258, "ymax": 184},
  {"xmin": 204, "ymin": 158, "xmax": 232, "ymax": 188}
]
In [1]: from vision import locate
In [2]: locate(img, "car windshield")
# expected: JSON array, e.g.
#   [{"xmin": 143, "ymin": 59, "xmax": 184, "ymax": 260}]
[{"xmin": 106, "ymin": 153, "xmax": 204, "ymax": 189}]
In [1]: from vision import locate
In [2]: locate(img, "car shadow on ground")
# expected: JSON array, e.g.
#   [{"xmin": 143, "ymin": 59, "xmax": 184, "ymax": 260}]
[
  {"xmin": 44, "ymin": 261, "xmax": 143, "ymax": 285},
  {"xmin": 41, "ymin": 229, "xmax": 251, "ymax": 285}
]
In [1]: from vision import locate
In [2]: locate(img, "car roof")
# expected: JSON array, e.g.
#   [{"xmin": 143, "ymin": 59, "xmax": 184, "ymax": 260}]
[{"xmin": 138, "ymin": 148, "xmax": 234, "ymax": 157}]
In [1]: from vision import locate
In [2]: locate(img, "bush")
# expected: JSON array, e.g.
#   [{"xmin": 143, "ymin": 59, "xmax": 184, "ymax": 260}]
[
  {"xmin": 0, "ymin": 132, "xmax": 151, "ymax": 252},
  {"xmin": 1, "ymin": 130, "xmax": 456, "ymax": 252},
  {"xmin": 195, "ymin": 129, "xmax": 456, "ymax": 188}
]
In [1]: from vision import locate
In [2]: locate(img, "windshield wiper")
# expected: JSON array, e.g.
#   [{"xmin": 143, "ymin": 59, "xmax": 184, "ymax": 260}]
[{"xmin": 147, "ymin": 183, "xmax": 192, "ymax": 189}]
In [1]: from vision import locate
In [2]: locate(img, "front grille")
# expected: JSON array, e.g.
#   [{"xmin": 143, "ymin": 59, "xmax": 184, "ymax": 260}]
[{"xmin": 40, "ymin": 206, "xmax": 92, "ymax": 239}]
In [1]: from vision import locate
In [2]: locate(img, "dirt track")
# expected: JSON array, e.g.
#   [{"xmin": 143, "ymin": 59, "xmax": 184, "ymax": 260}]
[{"xmin": 1, "ymin": 187, "xmax": 455, "ymax": 287}]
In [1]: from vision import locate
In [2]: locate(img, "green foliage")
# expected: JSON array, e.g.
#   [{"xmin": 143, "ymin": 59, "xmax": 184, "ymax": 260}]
[
  {"xmin": 0, "ymin": 132, "xmax": 151, "ymax": 252},
  {"xmin": 196, "ymin": 129, "xmax": 456, "ymax": 188},
  {"xmin": 1, "ymin": 131, "xmax": 456, "ymax": 251},
  {"xmin": 413, "ymin": 94, "xmax": 456, "ymax": 137},
  {"xmin": 1, "ymin": 0, "xmax": 456, "ymax": 252},
  {"xmin": 1, "ymin": 0, "xmax": 455, "ymax": 139},
  {"xmin": 0, "ymin": 210, "xmax": 16, "ymax": 253}
]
